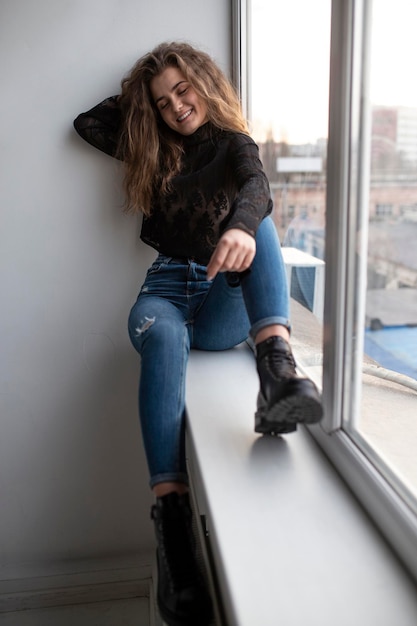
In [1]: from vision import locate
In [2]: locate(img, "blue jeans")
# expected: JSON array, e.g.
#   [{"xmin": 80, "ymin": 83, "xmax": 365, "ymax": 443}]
[{"xmin": 128, "ymin": 217, "xmax": 290, "ymax": 488}]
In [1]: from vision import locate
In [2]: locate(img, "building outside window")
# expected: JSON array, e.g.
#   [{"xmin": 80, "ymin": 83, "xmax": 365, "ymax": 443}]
[{"xmin": 375, "ymin": 203, "xmax": 393, "ymax": 217}]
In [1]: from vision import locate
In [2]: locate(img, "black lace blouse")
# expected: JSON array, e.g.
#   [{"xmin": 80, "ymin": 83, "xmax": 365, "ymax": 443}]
[{"xmin": 74, "ymin": 97, "xmax": 273, "ymax": 265}]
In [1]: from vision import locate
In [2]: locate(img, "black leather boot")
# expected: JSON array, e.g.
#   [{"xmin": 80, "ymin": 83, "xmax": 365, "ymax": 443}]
[
  {"xmin": 151, "ymin": 492, "xmax": 213, "ymax": 626},
  {"xmin": 255, "ymin": 336, "xmax": 323, "ymax": 435}
]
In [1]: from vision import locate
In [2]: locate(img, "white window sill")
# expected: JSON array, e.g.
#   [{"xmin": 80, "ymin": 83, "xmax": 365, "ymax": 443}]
[{"xmin": 185, "ymin": 332, "xmax": 417, "ymax": 625}]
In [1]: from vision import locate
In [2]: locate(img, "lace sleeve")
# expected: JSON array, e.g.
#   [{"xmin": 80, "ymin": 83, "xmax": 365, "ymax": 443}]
[
  {"xmin": 73, "ymin": 96, "xmax": 123, "ymax": 159},
  {"xmin": 224, "ymin": 134, "xmax": 273, "ymax": 237}
]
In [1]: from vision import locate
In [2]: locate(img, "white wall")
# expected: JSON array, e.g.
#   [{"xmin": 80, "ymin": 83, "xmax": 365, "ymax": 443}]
[{"xmin": 0, "ymin": 0, "xmax": 230, "ymax": 581}]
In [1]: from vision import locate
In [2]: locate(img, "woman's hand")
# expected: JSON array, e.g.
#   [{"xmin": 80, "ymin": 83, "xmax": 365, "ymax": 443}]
[{"xmin": 206, "ymin": 228, "xmax": 256, "ymax": 281}]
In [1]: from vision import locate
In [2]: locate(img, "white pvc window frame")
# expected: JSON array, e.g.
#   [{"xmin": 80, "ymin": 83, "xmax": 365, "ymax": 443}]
[{"xmin": 238, "ymin": 0, "xmax": 417, "ymax": 582}]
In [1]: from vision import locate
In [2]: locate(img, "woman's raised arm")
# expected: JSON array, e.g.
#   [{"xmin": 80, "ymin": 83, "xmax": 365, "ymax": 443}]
[{"xmin": 73, "ymin": 95, "xmax": 122, "ymax": 159}]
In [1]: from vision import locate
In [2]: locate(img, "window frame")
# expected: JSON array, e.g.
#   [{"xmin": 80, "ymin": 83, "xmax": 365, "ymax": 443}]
[{"xmin": 239, "ymin": 0, "xmax": 417, "ymax": 581}]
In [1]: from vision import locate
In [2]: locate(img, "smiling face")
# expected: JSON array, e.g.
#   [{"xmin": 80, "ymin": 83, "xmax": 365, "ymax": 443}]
[{"xmin": 150, "ymin": 66, "xmax": 208, "ymax": 136}]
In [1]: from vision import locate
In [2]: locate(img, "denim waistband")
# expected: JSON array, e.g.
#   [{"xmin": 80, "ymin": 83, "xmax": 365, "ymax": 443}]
[{"xmin": 157, "ymin": 254, "xmax": 207, "ymax": 267}]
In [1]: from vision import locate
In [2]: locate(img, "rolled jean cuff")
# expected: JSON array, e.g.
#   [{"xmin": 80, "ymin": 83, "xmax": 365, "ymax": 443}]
[
  {"xmin": 149, "ymin": 472, "xmax": 190, "ymax": 490},
  {"xmin": 249, "ymin": 316, "xmax": 291, "ymax": 341}
]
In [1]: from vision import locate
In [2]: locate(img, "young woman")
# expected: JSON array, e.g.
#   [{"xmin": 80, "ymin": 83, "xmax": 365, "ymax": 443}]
[{"xmin": 74, "ymin": 41, "xmax": 323, "ymax": 626}]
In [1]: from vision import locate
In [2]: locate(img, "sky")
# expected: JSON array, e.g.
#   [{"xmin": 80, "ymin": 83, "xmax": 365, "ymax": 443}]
[
  {"xmin": 369, "ymin": 1, "xmax": 417, "ymax": 108},
  {"xmin": 250, "ymin": 0, "xmax": 331, "ymax": 143},
  {"xmin": 249, "ymin": 0, "xmax": 417, "ymax": 144}
]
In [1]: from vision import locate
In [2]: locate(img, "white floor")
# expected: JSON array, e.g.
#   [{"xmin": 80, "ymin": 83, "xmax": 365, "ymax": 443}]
[{"xmin": 0, "ymin": 598, "xmax": 149, "ymax": 626}]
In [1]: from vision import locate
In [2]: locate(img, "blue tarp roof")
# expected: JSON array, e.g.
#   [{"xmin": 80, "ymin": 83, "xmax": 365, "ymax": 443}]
[{"xmin": 365, "ymin": 326, "xmax": 417, "ymax": 379}]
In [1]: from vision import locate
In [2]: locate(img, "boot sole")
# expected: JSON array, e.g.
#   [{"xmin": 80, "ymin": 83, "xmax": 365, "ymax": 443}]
[{"xmin": 255, "ymin": 390, "xmax": 323, "ymax": 436}]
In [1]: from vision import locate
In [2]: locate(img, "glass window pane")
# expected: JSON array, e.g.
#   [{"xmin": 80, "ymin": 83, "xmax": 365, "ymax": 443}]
[
  {"xmin": 249, "ymin": 0, "xmax": 331, "ymax": 382},
  {"xmin": 347, "ymin": 0, "xmax": 417, "ymax": 511}
]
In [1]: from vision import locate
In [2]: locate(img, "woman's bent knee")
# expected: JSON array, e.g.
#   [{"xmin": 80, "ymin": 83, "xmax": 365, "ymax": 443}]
[{"xmin": 128, "ymin": 298, "xmax": 187, "ymax": 354}]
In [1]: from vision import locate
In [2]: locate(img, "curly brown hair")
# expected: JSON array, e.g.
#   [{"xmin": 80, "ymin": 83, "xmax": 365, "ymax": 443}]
[{"xmin": 117, "ymin": 41, "xmax": 249, "ymax": 216}]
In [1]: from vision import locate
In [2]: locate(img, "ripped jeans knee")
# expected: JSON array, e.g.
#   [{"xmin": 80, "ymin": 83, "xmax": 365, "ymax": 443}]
[
  {"xmin": 127, "ymin": 295, "xmax": 188, "ymax": 357},
  {"xmin": 134, "ymin": 315, "xmax": 156, "ymax": 337}
]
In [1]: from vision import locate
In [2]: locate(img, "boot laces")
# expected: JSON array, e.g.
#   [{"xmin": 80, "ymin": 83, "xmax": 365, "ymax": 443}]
[{"xmin": 266, "ymin": 348, "xmax": 297, "ymax": 379}]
